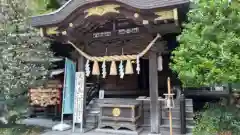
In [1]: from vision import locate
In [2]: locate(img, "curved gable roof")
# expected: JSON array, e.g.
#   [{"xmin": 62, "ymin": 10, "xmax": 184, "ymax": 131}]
[{"xmin": 31, "ymin": 0, "xmax": 189, "ymax": 27}]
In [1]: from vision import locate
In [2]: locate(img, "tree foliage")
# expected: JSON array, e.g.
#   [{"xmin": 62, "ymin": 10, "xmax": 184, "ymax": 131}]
[
  {"xmin": 193, "ymin": 103, "xmax": 240, "ymax": 135},
  {"xmin": 27, "ymin": 0, "xmax": 61, "ymax": 15},
  {"xmin": 171, "ymin": 0, "xmax": 240, "ymax": 87},
  {"xmin": 0, "ymin": 0, "xmax": 55, "ymax": 121}
]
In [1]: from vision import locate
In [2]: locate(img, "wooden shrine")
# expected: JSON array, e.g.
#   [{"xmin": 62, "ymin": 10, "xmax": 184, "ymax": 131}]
[
  {"xmin": 98, "ymin": 99, "xmax": 142, "ymax": 131},
  {"xmin": 31, "ymin": 0, "xmax": 190, "ymax": 134}
]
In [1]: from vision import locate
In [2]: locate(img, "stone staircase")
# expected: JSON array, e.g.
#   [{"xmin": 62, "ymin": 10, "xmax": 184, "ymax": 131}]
[
  {"xmin": 85, "ymin": 98, "xmax": 100, "ymax": 128},
  {"xmin": 85, "ymin": 98, "xmax": 195, "ymax": 134},
  {"xmin": 143, "ymin": 98, "xmax": 194, "ymax": 134}
]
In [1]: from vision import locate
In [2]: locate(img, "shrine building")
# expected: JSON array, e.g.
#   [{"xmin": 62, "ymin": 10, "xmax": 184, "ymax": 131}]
[{"xmin": 29, "ymin": 0, "xmax": 201, "ymax": 135}]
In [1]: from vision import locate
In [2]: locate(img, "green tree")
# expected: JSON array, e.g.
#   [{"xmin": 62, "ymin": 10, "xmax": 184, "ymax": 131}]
[
  {"xmin": 171, "ymin": 0, "xmax": 240, "ymax": 87},
  {"xmin": 27, "ymin": 0, "xmax": 61, "ymax": 15},
  {"xmin": 0, "ymin": 0, "xmax": 55, "ymax": 122}
]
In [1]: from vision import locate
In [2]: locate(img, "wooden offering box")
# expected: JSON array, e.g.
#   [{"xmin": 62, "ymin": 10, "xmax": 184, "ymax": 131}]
[{"xmin": 98, "ymin": 98, "xmax": 142, "ymax": 131}]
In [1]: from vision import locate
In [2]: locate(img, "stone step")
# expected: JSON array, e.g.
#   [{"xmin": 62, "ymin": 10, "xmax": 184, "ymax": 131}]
[
  {"xmin": 141, "ymin": 99, "xmax": 193, "ymax": 105},
  {"xmin": 87, "ymin": 105, "xmax": 100, "ymax": 110},
  {"xmin": 162, "ymin": 110, "xmax": 194, "ymax": 118},
  {"xmin": 162, "ymin": 106, "xmax": 194, "ymax": 112},
  {"xmin": 92, "ymin": 99, "xmax": 193, "ymax": 111},
  {"xmin": 143, "ymin": 107, "xmax": 194, "ymax": 117},
  {"xmin": 159, "ymin": 131, "xmax": 193, "ymax": 135},
  {"xmin": 85, "ymin": 111, "xmax": 99, "ymax": 125},
  {"xmin": 86, "ymin": 107, "xmax": 100, "ymax": 112},
  {"xmin": 142, "ymin": 117, "xmax": 194, "ymax": 126},
  {"xmin": 85, "ymin": 122, "xmax": 98, "ymax": 128},
  {"xmin": 161, "ymin": 117, "xmax": 194, "ymax": 126},
  {"xmin": 95, "ymin": 98, "xmax": 139, "ymax": 104},
  {"xmin": 142, "ymin": 104, "xmax": 193, "ymax": 110},
  {"xmin": 159, "ymin": 124, "xmax": 194, "ymax": 134},
  {"xmin": 142, "ymin": 107, "xmax": 193, "ymax": 113},
  {"xmin": 86, "ymin": 116, "xmax": 98, "ymax": 124}
]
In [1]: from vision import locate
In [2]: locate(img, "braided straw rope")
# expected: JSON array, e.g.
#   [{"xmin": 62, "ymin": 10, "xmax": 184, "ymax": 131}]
[{"xmin": 68, "ymin": 33, "xmax": 161, "ymax": 62}]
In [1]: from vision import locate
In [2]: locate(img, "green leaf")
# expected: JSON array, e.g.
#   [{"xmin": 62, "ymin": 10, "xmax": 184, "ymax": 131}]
[{"xmin": 170, "ymin": 0, "xmax": 240, "ymax": 87}]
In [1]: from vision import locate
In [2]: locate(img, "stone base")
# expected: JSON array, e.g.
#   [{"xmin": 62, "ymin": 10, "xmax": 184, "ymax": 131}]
[
  {"xmin": 72, "ymin": 127, "xmax": 94, "ymax": 133},
  {"xmin": 95, "ymin": 127, "xmax": 143, "ymax": 135}
]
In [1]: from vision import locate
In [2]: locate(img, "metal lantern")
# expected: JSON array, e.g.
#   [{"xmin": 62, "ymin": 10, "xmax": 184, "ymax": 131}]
[{"xmin": 163, "ymin": 93, "xmax": 175, "ymax": 109}]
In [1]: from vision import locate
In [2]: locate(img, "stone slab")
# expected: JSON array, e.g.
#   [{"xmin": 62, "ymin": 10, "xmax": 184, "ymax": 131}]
[{"xmin": 95, "ymin": 127, "xmax": 144, "ymax": 135}]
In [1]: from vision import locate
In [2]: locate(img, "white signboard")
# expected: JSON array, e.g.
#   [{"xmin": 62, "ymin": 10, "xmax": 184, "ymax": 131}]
[
  {"xmin": 99, "ymin": 90, "xmax": 105, "ymax": 99},
  {"xmin": 73, "ymin": 72, "xmax": 85, "ymax": 132}
]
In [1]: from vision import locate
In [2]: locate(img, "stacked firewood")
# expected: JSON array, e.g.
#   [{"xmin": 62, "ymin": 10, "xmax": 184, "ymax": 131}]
[{"xmin": 29, "ymin": 88, "xmax": 60, "ymax": 107}]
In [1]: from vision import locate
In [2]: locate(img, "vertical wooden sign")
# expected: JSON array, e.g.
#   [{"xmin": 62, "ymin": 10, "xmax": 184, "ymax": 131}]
[{"xmin": 72, "ymin": 72, "xmax": 85, "ymax": 132}]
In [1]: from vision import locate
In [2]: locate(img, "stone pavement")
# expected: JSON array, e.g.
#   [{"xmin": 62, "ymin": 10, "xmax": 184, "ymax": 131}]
[
  {"xmin": 41, "ymin": 129, "xmax": 192, "ymax": 135},
  {"xmin": 41, "ymin": 129, "xmax": 151, "ymax": 135}
]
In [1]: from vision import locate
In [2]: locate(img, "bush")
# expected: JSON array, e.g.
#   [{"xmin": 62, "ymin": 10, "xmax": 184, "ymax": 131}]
[
  {"xmin": 193, "ymin": 103, "xmax": 240, "ymax": 135},
  {"xmin": 0, "ymin": 124, "xmax": 45, "ymax": 135}
]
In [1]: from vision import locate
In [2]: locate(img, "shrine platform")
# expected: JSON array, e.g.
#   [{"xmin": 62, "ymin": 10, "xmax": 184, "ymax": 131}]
[{"xmin": 21, "ymin": 118, "xmax": 192, "ymax": 135}]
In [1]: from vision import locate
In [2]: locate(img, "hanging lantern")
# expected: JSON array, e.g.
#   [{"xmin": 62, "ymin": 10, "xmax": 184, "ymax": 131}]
[
  {"xmin": 125, "ymin": 59, "xmax": 134, "ymax": 74},
  {"xmin": 109, "ymin": 61, "xmax": 117, "ymax": 75},
  {"xmin": 92, "ymin": 61, "xmax": 100, "ymax": 75},
  {"xmin": 158, "ymin": 55, "xmax": 163, "ymax": 71},
  {"xmin": 164, "ymin": 77, "xmax": 175, "ymax": 109},
  {"xmin": 164, "ymin": 93, "xmax": 175, "ymax": 108}
]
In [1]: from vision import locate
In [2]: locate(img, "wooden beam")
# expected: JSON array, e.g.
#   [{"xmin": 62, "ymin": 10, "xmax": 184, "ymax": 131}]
[{"xmin": 149, "ymin": 51, "xmax": 160, "ymax": 134}]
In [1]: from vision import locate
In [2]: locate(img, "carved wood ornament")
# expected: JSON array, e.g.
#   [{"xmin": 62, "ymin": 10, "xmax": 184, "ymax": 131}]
[{"xmin": 84, "ymin": 4, "xmax": 120, "ymax": 18}]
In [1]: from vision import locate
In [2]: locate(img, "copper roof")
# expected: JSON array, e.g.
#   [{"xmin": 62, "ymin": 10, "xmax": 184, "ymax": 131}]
[{"xmin": 31, "ymin": 0, "xmax": 189, "ymax": 27}]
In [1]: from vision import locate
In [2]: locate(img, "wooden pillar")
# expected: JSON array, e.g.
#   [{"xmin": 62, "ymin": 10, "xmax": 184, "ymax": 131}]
[
  {"xmin": 180, "ymin": 94, "xmax": 187, "ymax": 134},
  {"xmin": 149, "ymin": 51, "xmax": 160, "ymax": 134},
  {"xmin": 78, "ymin": 55, "xmax": 85, "ymax": 71}
]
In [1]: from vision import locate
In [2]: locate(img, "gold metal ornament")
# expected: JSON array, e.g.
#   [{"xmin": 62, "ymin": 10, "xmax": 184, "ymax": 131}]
[
  {"xmin": 84, "ymin": 4, "xmax": 120, "ymax": 18},
  {"xmin": 112, "ymin": 108, "xmax": 121, "ymax": 117},
  {"xmin": 46, "ymin": 27, "xmax": 60, "ymax": 35},
  {"xmin": 154, "ymin": 8, "xmax": 178, "ymax": 21},
  {"xmin": 173, "ymin": 8, "xmax": 179, "ymax": 25},
  {"xmin": 69, "ymin": 23, "xmax": 74, "ymax": 28},
  {"xmin": 39, "ymin": 28, "xmax": 44, "ymax": 37},
  {"xmin": 62, "ymin": 31, "xmax": 67, "ymax": 35}
]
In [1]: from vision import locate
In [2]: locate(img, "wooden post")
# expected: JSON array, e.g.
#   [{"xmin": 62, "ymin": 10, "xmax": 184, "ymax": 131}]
[
  {"xmin": 180, "ymin": 94, "xmax": 186, "ymax": 134},
  {"xmin": 149, "ymin": 51, "xmax": 160, "ymax": 134},
  {"xmin": 167, "ymin": 77, "xmax": 173, "ymax": 135},
  {"xmin": 77, "ymin": 55, "xmax": 87, "ymax": 127}
]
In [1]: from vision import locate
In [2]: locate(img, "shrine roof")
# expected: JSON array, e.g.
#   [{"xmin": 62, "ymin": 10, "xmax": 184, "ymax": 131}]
[{"xmin": 31, "ymin": 0, "xmax": 189, "ymax": 27}]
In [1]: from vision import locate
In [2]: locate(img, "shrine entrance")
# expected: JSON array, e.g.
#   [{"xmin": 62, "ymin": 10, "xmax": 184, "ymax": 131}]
[{"xmin": 31, "ymin": 0, "xmax": 190, "ymax": 134}]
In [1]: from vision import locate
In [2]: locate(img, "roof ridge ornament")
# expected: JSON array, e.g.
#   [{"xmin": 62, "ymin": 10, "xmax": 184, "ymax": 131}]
[{"xmin": 84, "ymin": 4, "xmax": 120, "ymax": 18}]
